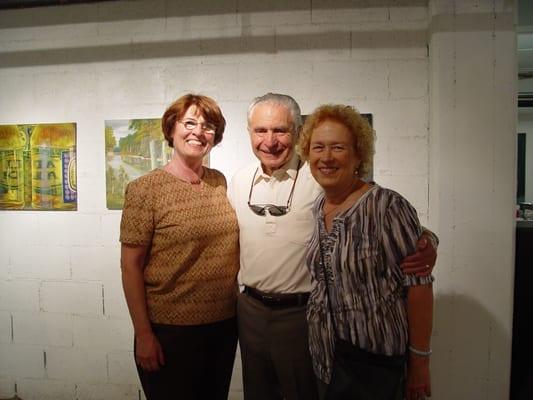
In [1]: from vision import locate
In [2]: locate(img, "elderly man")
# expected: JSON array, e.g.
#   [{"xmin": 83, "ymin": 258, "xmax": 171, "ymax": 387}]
[{"xmin": 228, "ymin": 93, "xmax": 436, "ymax": 400}]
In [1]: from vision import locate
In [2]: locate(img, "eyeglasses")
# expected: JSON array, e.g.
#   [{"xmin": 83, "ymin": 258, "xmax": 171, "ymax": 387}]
[
  {"xmin": 179, "ymin": 119, "xmax": 216, "ymax": 134},
  {"xmin": 247, "ymin": 159, "xmax": 301, "ymax": 217}
]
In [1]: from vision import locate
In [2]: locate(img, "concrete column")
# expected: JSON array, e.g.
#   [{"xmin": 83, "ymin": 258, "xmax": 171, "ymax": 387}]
[{"xmin": 428, "ymin": 1, "xmax": 516, "ymax": 399}]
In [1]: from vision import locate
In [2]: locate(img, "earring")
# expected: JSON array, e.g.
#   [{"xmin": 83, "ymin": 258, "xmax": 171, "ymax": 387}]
[{"xmin": 354, "ymin": 169, "xmax": 359, "ymax": 176}]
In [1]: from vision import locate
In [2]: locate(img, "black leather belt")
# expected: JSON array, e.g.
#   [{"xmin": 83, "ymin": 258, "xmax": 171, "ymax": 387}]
[{"xmin": 243, "ymin": 286, "xmax": 310, "ymax": 308}]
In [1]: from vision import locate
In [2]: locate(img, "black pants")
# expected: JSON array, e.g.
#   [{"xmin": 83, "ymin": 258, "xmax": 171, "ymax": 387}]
[
  {"xmin": 318, "ymin": 338, "xmax": 405, "ymax": 400},
  {"xmin": 237, "ymin": 291, "xmax": 319, "ymax": 400},
  {"xmin": 135, "ymin": 318, "xmax": 238, "ymax": 400}
]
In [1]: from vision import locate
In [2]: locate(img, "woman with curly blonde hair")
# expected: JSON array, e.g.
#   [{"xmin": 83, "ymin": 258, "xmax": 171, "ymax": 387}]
[{"xmin": 299, "ymin": 104, "xmax": 434, "ymax": 400}]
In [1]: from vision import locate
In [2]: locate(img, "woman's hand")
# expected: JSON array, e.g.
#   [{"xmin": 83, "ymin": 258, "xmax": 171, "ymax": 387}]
[
  {"xmin": 135, "ymin": 332, "xmax": 165, "ymax": 372},
  {"xmin": 406, "ymin": 354, "xmax": 431, "ymax": 400}
]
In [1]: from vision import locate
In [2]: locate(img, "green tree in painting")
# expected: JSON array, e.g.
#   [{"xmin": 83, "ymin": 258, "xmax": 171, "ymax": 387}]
[
  {"xmin": 119, "ymin": 119, "xmax": 162, "ymax": 157},
  {"xmin": 129, "ymin": 119, "xmax": 161, "ymax": 141},
  {"xmin": 105, "ymin": 126, "xmax": 116, "ymax": 153},
  {"xmin": 106, "ymin": 164, "xmax": 130, "ymax": 209}
]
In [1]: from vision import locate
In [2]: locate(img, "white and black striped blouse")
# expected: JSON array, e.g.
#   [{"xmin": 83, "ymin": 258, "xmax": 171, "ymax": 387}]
[{"xmin": 306, "ymin": 184, "xmax": 434, "ymax": 384}]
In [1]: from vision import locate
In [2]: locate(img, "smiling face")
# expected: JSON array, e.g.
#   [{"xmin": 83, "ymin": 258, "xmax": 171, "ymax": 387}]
[
  {"xmin": 248, "ymin": 102, "xmax": 295, "ymax": 176},
  {"xmin": 171, "ymin": 105, "xmax": 215, "ymax": 163},
  {"xmin": 308, "ymin": 119, "xmax": 361, "ymax": 194}
]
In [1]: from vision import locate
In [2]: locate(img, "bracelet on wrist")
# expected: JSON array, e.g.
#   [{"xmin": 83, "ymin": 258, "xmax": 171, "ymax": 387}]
[{"xmin": 409, "ymin": 345, "xmax": 432, "ymax": 357}]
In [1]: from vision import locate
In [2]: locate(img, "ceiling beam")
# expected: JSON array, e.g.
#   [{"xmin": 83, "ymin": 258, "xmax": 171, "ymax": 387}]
[{"xmin": 0, "ymin": 0, "xmax": 116, "ymax": 10}]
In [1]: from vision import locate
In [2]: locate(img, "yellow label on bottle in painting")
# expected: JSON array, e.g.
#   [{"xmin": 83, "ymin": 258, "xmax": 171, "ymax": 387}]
[
  {"xmin": 30, "ymin": 123, "xmax": 76, "ymax": 210},
  {"xmin": 31, "ymin": 147, "xmax": 77, "ymax": 209},
  {"xmin": 0, "ymin": 125, "xmax": 26, "ymax": 209},
  {"xmin": 0, "ymin": 149, "xmax": 24, "ymax": 208}
]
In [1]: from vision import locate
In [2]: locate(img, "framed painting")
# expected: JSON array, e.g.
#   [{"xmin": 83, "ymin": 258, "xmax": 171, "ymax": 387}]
[
  {"xmin": 105, "ymin": 118, "xmax": 171, "ymax": 209},
  {"xmin": 0, "ymin": 123, "xmax": 77, "ymax": 211}
]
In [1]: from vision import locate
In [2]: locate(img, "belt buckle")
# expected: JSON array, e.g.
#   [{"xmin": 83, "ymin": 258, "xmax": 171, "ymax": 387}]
[{"xmin": 263, "ymin": 293, "xmax": 281, "ymax": 306}]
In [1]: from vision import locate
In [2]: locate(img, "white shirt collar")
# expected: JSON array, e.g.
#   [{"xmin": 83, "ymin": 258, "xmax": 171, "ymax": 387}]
[{"xmin": 255, "ymin": 152, "xmax": 301, "ymax": 183}]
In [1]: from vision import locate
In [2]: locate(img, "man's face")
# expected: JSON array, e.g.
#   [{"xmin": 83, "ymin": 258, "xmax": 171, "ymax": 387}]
[{"xmin": 248, "ymin": 102, "xmax": 295, "ymax": 175}]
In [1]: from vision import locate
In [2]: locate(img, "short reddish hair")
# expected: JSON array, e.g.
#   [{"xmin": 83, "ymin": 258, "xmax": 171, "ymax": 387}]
[{"xmin": 161, "ymin": 94, "xmax": 226, "ymax": 147}]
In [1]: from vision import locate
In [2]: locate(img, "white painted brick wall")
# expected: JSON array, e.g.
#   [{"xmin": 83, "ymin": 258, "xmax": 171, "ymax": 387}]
[
  {"xmin": 0, "ymin": 260, "xmax": 8, "ymax": 280},
  {"xmin": 0, "ymin": 213, "xmax": 41, "ymax": 248},
  {"xmin": 367, "ymin": 98, "xmax": 428, "ymax": 138},
  {"xmin": 16, "ymin": 378, "xmax": 75, "ymax": 400},
  {"xmin": 40, "ymin": 281, "xmax": 103, "ymax": 316},
  {"xmin": 45, "ymin": 347, "xmax": 107, "ymax": 383},
  {"xmin": 0, "ymin": 280, "xmax": 40, "ymax": 312},
  {"xmin": 72, "ymin": 317, "xmax": 132, "ymax": 351},
  {"xmin": 0, "ymin": 376, "xmax": 16, "ymax": 399},
  {"xmin": 312, "ymin": 1, "xmax": 389, "ymax": 24},
  {"xmin": 10, "ymin": 246, "xmax": 71, "ymax": 280},
  {"xmin": 102, "ymin": 282, "xmax": 130, "ymax": 320},
  {"xmin": 388, "ymin": 59, "xmax": 428, "ymax": 99},
  {"xmin": 389, "ymin": 4, "xmax": 428, "ymax": 22},
  {"xmin": 33, "ymin": 214, "xmax": 103, "ymax": 247},
  {"xmin": 229, "ymin": 347, "xmax": 243, "ymax": 399},
  {"xmin": 351, "ymin": 29, "xmax": 428, "ymax": 61},
  {"xmin": 0, "ymin": 344, "xmax": 45, "ymax": 378},
  {"xmin": 75, "ymin": 382, "xmax": 141, "ymax": 400},
  {"xmin": 167, "ymin": 1, "xmax": 238, "ymax": 32},
  {"xmin": 0, "ymin": 311, "xmax": 12, "ymax": 344},
  {"xmin": 312, "ymin": 61, "xmax": 390, "ymax": 100},
  {"xmin": 12, "ymin": 312, "xmax": 73, "ymax": 347},
  {"xmin": 0, "ymin": 0, "xmax": 515, "ymax": 399},
  {"xmin": 101, "ymin": 214, "xmax": 122, "ymax": 245},
  {"xmin": 70, "ymin": 245, "xmax": 121, "ymax": 283},
  {"xmin": 238, "ymin": 0, "xmax": 310, "ymax": 27},
  {"xmin": 106, "ymin": 351, "xmax": 139, "ymax": 385},
  {"xmin": 385, "ymin": 137, "xmax": 428, "ymax": 176}
]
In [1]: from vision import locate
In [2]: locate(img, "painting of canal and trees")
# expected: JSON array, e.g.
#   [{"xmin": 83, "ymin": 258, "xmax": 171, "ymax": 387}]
[{"xmin": 105, "ymin": 118, "xmax": 172, "ymax": 209}]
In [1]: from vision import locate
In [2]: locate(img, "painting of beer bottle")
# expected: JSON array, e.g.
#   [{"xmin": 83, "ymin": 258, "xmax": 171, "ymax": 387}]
[
  {"xmin": 21, "ymin": 125, "xmax": 33, "ymax": 207},
  {"xmin": 31, "ymin": 123, "xmax": 77, "ymax": 210},
  {"xmin": 0, "ymin": 125, "xmax": 26, "ymax": 209}
]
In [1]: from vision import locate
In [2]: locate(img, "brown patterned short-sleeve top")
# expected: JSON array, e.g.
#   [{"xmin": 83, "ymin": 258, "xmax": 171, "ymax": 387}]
[{"xmin": 120, "ymin": 168, "xmax": 240, "ymax": 325}]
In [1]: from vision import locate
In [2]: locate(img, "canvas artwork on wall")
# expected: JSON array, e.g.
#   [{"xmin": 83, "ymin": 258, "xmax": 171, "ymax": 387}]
[
  {"xmin": 0, "ymin": 123, "xmax": 77, "ymax": 211},
  {"xmin": 105, "ymin": 118, "xmax": 171, "ymax": 209}
]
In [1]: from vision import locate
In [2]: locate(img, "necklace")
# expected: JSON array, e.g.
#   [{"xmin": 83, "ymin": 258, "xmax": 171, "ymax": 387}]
[{"xmin": 165, "ymin": 161, "xmax": 203, "ymax": 185}]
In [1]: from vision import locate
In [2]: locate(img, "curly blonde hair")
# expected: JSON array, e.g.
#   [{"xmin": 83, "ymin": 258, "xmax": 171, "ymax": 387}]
[{"xmin": 297, "ymin": 104, "xmax": 375, "ymax": 178}]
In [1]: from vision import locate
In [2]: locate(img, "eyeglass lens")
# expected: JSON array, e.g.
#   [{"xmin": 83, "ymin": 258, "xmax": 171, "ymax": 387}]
[
  {"xmin": 182, "ymin": 120, "xmax": 215, "ymax": 133},
  {"xmin": 248, "ymin": 204, "xmax": 289, "ymax": 216}
]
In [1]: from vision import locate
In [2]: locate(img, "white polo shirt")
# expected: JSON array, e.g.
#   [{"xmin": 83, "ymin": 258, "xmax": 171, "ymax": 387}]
[{"xmin": 228, "ymin": 154, "xmax": 322, "ymax": 294}]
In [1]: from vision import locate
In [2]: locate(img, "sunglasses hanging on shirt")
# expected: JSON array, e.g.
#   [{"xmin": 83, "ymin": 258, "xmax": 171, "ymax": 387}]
[{"xmin": 247, "ymin": 159, "xmax": 301, "ymax": 217}]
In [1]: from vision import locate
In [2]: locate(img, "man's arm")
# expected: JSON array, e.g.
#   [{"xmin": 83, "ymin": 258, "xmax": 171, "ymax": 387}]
[{"xmin": 401, "ymin": 228, "xmax": 438, "ymax": 276}]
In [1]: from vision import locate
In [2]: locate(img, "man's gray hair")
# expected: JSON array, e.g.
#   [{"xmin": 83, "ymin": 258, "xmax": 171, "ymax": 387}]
[{"xmin": 247, "ymin": 93, "xmax": 303, "ymax": 133}]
